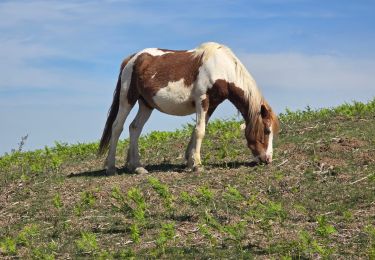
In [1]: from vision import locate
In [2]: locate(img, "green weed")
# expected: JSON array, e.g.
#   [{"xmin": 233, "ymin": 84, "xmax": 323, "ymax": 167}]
[
  {"xmin": 127, "ymin": 187, "xmax": 147, "ymax": 224},
  {"xmin": 179, "ymin": 191, "xmax": 199, "ymax": 206},
  {"xmin": 52, "ymin": 193, "xmax": 63, "ymax": 210},
  {"xmin": 247, "ymin": 200, "xmax": 287, "ymax": 231},
  {"xmin": 198, "ymin": 223, "xmax": 217, "ymax": 246},
  {"xmin": 130, "ymin": 224, "xmax": 141, "ymax": 244},
  {"xmin": 17, "ymin": 224, "xmax": 39, "ymax": 247},
  {"xmin": 75, "ymin": 231, "xmax": 98, "ymax": 254},
  {"xmin": 197, "ymin": 186, "xmax": 214, "ymax": 205},
  {"xmin": 223, "ymin": 185, "xmax": 244, "ymax": 202},
  {"xmin": 111, "ymin": 186, "xmax": 147, "ymax": 244},
  {"xmin": 74, "ymin": 190, "xmax": 97, "ymax": 216},
  {"xmin": 297, "ymin": 229, "xmax": 335, "ymax": 258},
  {"xmin": 364, "ymin": 225, "xmax": 375, "ymax": 258},
  {"xmin": 32, "ymin": 241, "xmax": 57, "ymax": 260},
  {"xmin": 0, "ymin": 225, "xmax": 39, "ymax": 256},
  {"xmin": 155, "ymin": 223, "xmax": 176, "ymax": 255},
  {"xmin": 148, "ymin": 177, "xmax": 174, "ymax": 212},
  {"xmin": 316, "ymin": 215, "xmax": 337, "ymax": 238},
  {"xmin": 0, "ymin": 237, "xmax": 17, "ymax": 255}
]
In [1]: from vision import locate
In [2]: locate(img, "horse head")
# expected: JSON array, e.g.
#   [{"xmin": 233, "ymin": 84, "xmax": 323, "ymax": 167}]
[{"xmin": 244, "ymin": 103, "xmax": 279, "ymax": 164}]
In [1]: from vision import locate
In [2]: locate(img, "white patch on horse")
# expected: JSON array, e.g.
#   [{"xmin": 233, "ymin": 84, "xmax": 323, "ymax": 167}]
[
  {"xmin": 194, "ymin": 42, "xmax": 262, "ymax": 120},
  {"xmin": 143, "ymin": 48, "xmax": 171, "ymax": 56},
  {"xmin": 153, "ymin": 79, "xmax": 195, "ymax": 116},
  {"xmin": 266, "ymin": 125, "xmax": 273, "ymax": 162},
  {"xmin": 151, "ymin": 72, "xmax": 157, "ymax": 79}
]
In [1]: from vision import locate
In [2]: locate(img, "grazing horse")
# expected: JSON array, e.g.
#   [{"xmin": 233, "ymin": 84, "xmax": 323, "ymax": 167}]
[{"xmin": 98, "ymin": 42, "xmax": 279, "ymax": 175}]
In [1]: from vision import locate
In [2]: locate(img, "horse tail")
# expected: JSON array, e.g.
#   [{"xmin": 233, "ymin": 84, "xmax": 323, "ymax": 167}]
[
  {"xmin": 98, "ymin": 55, "xmax": 134, "ymax": 155},
  {"xmin": 98, "ymin": 72, "xmax": 122, "ymax": 155}
]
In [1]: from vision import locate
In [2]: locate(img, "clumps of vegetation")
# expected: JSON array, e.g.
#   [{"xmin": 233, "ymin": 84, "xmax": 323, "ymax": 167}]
[
  {"xmin": 75, "ymin": 231, "xmax": 98, "ymax": 254},
  {"xmin": 74, "ymin": 190, "xmax": 97, "ymax": 216},
  {"xmin": 148, "ymin": 177, "xmax": 175, "ymax": 213},
  {"xmin": 0, "ymin": 225, "xmax": 41, "ymax": 257},
  {"xmin": 1, "ymin": 98, "xmax": 375, "ymax": 258},
  {"xmin": 279, "ymin": 98, "xmax": 375, "ymax": 123},
  {"xmin": 111, "ymin": 186, "xmax": 147, "ymax": 244}
]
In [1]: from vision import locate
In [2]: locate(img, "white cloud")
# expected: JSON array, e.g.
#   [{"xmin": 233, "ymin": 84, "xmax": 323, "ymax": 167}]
[{"xmin": 240, "ymin": 52, "xmax": 375, "ymax": 92}]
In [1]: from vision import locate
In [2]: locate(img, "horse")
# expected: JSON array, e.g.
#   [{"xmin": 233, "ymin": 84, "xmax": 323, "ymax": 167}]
[{"xmin": 98, "ymin": 42, "xmax": 279, "ymax": 175}]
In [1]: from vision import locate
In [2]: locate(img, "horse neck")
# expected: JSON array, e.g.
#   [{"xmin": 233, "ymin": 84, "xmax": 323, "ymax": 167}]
[{"xmin": 227, "ymin": 83, "xmax": 260, "ymax": 125}]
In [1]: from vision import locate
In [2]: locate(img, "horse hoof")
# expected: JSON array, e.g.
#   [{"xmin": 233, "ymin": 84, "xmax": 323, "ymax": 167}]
[
  {"xmin": 106, "ymin": 167, "xmax": 117, "ymax": 176},
  {"xmin": 134, "ymin": 167, "xmax": 148, "ymax": 174}
]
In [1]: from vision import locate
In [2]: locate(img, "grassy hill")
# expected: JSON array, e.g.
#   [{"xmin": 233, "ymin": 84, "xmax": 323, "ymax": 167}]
[{"xmin": 1, "ymin": 99, "xmax": 375, "ymax": 259}]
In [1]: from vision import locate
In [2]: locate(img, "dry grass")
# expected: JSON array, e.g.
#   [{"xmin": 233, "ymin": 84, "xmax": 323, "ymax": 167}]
[{"xmin": 1, "ymin": 100, "xmax": 375, "ymax": 258}]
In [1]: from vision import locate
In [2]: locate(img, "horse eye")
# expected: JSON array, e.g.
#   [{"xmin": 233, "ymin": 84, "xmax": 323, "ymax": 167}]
[{"xmin": 264, "ymin": 127, "xmax": 271, "ymax": 135}]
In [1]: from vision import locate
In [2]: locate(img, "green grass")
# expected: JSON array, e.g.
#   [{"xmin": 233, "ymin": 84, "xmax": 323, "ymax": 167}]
[{"xmin": 1, "ymin": 98, "xmax": 375, "ymax": 258}]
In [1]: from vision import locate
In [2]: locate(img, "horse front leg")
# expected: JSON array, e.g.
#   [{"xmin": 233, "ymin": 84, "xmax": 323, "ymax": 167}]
[
  {"xmin": 185, "ymin": 102, "xmax": 218, "ymax": 164},
  {"xmin": 187, "ymin": 95, "xmax": 207, "ymax": 171},
  {"xmin": 126, "ymin": 100, "xmax": 153, "ymax": 174}
]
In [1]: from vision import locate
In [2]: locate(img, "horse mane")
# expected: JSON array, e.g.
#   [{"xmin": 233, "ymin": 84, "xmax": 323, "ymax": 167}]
[
  {"xmin": 194, "ymin": 42, "xmax": 262, "ymax": 121},
  {"xmin": 219, "ymin": 44, "xmax": 279, "ymax": 137},
  {"xmin": 196, "ymin": 42, "xmax": 279, "ymax": 138}
]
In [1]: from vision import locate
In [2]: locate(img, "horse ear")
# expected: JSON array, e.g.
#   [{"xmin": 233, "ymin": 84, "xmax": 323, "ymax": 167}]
[{"xmin": 260, "ymin": 104, "xmax": 270, "ymax": 119}]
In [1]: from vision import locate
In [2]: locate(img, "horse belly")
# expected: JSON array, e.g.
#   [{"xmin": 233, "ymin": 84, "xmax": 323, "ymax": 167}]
[{"xmin": 152, "ymin": 80, "xmax": 195, "ymax": 116}]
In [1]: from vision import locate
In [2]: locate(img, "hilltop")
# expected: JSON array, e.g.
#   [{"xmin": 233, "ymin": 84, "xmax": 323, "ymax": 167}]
[{"xmin": 1, "ymin": 99, "xmax": 375, "ymax": 258}]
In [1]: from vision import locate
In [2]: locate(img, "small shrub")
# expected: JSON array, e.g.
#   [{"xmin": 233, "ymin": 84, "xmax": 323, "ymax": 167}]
[
  {"xmin": 223, "ymin": 185, "xmax": 244, "ymax": 202},
  {"xmin": 364, "ymin": 225, "xmax": 375, "ymax": 258},
  {"xmin": 156, "ymin": 223, "xmax": 176, "ymax": 255},
  {"xmin": 296, "ymin": 229, "xmax": 335, "ymax": 258},
  {"xmin": 197, "ymin": 186, "xmax": 214, "ymax": 205},
  {"xmin": 116, "ymin": 248, "xmax": 135, "ymax": 258},
  {"xmin": 111, "ymin": 186, "xmax": 132, "ymax": 214},
  {"xmin": 17, "ymin": 224, "xmax": 39, "ymax": 247},
  {"xmin": 32, "ymin": 246, "xmax": 55, "ymax": 260},
  {"xmin": 179, "ymin": 191, "xmax": 199, "ymax": 206},
  {"xmin": 316, "ymin": 215, "xmax": 337, "ymax": 238},
  {"xmin": 74, "ymin": 190, "xmax": 96, "ymax": 216},
  {"xmin": 148, "ymin": 177, "xmax": 174, "ymax": 212},
  {"xmin": 130, "ymin": 223, "xmax": 141, "ymax": 244},
  {"xmin": 75, "ymin": 232, "xmax": 98, "ymax": 254},
  {"xmin": 223, "ymin": 221, "xmax": 247, "ymax": 246},
  {"xmin": 80, "ymin": 190, "xmax": 96, "ymax": 208},
  {"xmin": 127, "ymin": 187, "xmax": 147, "ymax": 224},
  {"xmin": 0, "ymin": 237, "xmax": 17, "ymax": 255},
  {"xmin": 52, "ymin": 193, "xmax": 63, "ymax": 209}
]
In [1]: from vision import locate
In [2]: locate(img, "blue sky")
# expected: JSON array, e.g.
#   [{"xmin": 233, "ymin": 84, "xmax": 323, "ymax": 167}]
[{"xmin": 1, "ymin": 0, "xmax": 375, "ymax": 154}]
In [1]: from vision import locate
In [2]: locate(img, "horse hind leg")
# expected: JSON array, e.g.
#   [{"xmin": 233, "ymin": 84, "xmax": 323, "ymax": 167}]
[
  {"xmin": 126, "ymin": 100, "xmax": 153, "ymax": 174},
  {"xmin": 106, "ymin": 97, "xmax": 134, "ymax": 175}
]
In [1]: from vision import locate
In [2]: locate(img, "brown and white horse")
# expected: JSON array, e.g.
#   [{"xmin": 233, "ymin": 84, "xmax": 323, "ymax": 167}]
[{"xmin": 98, "ymin": 42, "xmax": 279, "ymax": 175}]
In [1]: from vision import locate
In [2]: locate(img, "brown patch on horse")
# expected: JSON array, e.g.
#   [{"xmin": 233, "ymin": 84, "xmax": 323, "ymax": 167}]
[
  {"xmin": 127, "ymin": 65, "xmax": 140, "ymax": 106},
  {"xmin": 201, "ymin": 97, "xmax": 209, "ymax": 112},
  {"xmin": 130, "ymin": 51, "xmax": 204, "ymax": 109},
  {"xmin": 207, "ymin": 79, "xmax": 279, "ymax": 157},
  {"xmin": 259, "ymin": 101, "xmax": 280, "ymax": 138},
  {"xmin": 228, "ymin": 83, "xmax": 251, "ymax": 122},
  {"xmin": 247, "ymin": 102, "xmax": 279, "ymax": 156},
  {"xmin": 207, "ymin": 79, "xmax": 250, "ymax": 120},
  {"xmin": 204, "ymin": 79, "xmax": 250, "ymax": 119}
]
